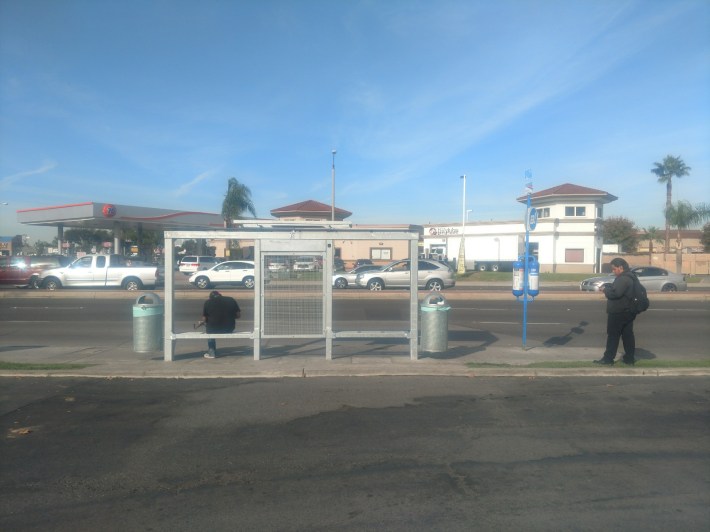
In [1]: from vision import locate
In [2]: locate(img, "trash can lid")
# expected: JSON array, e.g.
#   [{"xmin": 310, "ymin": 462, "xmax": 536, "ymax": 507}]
[
  {"xmin": 135, "ymin": 292, "xmax": 161, "ymax": 306},
  {"xmin": 420, "ymin": 291, "xmax": 449, "ymax": 308}
]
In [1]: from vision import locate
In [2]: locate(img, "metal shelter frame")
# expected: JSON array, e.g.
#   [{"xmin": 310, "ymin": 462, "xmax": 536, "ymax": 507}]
[{"xmin": 163, "ymin": 227, "xmax": 421, "ymax": 361}]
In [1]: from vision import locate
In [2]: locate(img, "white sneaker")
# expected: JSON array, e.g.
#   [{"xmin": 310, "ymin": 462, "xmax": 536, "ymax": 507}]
[{"xmin": 203, "ymin": 351, "xmax": 216, "ymax": 359}]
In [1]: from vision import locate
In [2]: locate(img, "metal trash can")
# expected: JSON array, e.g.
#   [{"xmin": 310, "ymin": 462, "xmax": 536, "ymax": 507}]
[
  {"xmin": 420, "ymin": 292, "xmax": 450, "ymax": 353},
  {"xmin": 133, "ymin": 293, "xmax": 164, "ymax": 352}
]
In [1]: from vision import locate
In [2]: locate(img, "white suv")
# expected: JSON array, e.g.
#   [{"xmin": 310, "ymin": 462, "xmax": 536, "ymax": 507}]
[
  {"xmin": 189, "ymin": 260, "xmax": 255, "ymax": 289},
  {"xmin": 292, "ymin": 255, "xmax": 320, "ymax": 272},
  {"xmin": 178, "ymin": 256, "xmax": 221, "ymax": 275}
]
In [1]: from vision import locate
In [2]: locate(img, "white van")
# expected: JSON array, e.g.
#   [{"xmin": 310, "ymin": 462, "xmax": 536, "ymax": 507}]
[{"xmin": 178, "ymin": 256, "xmax": 221, "ymax": 275}]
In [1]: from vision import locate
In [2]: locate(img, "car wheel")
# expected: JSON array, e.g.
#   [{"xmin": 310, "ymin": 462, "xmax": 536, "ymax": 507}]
[
  {"xmin": 491, "ymin": 264, "xmax": 500, "ymax": 272},
  {"xmin": 661, "ymin": 284, "xmax": 677, "ymax": 292},
  {"xmin": 29, "ymin": 276, "xmax": 40, "ymax": 289},
  {"xmin": 478, "ymin": 264, "xmax": 487, "ymax": 271},
  {"xmin": 195, "ymin": 276, "xmax": 211, "ymax": 289},
  {"xmin": 426, "ymin": 279, "xmax": 444, "ymax": 291},
  {"xmin": 124, "ymin": 278, "xmax": 143, "ymax": 291},
  {"xmin": 243, "ymin": 276, "xmax": 255, "ymax": 289},
  {"xmin": 334, "ymin": 277, "xmax": 347, "ymax": 289},
  {"xmin": 44, "ymin": 277, "xmax": 61, "ymax": 291},
  {"xmin": 367, "ymin": 279, "xmax": 384, "ymax": 291}
]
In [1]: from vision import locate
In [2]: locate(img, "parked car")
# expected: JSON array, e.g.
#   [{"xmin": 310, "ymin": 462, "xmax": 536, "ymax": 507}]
[
  {"xmin": 39, "ymin": 254, "xmax": 162, "ymax": 291},
  {"xmin": 189, "ymin": 260, "xmax": 256, "ymax": 289},
  {"xmin": 292, "ymin": 255, "xmax": 320, "ymax": 272},
  {"xmin": 267, "ymin": 257, "xmax": 292, "ymax": 272},
  {"xmin": 0, "ymin": 255, "xmax": 71, "ymax": 288},
  {"xmin": 355, "ymin": 259, "xmax": 455, "ymax": 291},
  {"xmin": 580, "ymin": 266, "xmax": 687, "ymax": 292},
  {"xmin": 178, "ymin": 255, "xmax": 221, "ymax": 275},
  {"xmin": 353, "ymin": 258, "xmax": 374, "ymax": 268},
  {"xmin": 333, "ymin": 264, "xmax": 382, "ymax": 289}
]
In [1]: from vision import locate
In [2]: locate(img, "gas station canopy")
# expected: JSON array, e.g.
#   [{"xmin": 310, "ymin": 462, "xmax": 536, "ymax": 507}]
[{"xmin": 17, "ymin": 202, "xmax": 225, "ymax": 232}]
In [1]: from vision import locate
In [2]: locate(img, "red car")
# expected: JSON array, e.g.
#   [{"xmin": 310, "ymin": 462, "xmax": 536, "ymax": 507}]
[{"xmin": 0, "ymin": 255, "xmax": 71, "ymax": 288}]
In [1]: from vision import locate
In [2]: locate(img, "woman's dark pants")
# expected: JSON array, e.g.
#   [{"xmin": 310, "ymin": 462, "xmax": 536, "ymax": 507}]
[{"xmin": 604, "ymin": 311, "xmax": 636, "ymax": 362}]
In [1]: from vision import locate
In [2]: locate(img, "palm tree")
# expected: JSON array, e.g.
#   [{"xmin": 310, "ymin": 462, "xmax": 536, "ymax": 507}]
[
  {"xmin": 221, "ymin": 177, "xmax": 257, "ymax": 260},
  {"xmin": 651, "ymin": 155, "xmax": 691, "ymax": 254},
  {"xmin": 221, "ymin": 177, "xmax": 257, "ymax": 228},
  {"xmin": 664, "ymin": 201, "xmax": 710, "ymax": 273},
  {"xmin": 642, "ymin": 226, "xmax": 664, "ymax": 265}
]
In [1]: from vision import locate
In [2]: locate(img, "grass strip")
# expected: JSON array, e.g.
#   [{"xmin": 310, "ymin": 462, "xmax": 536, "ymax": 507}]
[
  {"xmin": 467, "ymin": 360, "xmax": 710, "ymax": 369},
  {"xmin": 0, "ymin": 361, "xmax": 93, "ymax": 371}
]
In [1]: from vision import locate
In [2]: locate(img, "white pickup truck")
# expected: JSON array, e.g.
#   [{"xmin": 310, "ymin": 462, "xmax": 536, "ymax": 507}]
[{"xmin": 39, "ymin": 254, "xmax": 163, "ymax": 291}]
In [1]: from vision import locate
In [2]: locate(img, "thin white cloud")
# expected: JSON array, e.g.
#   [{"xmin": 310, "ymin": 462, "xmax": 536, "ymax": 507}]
[
  {"xmin": 0, "ymin": 162, "xmax": 57, "ymax": 189},
  {"xmin": 174, "ymin": 170, "xmax": 214, "ymax": 197}
]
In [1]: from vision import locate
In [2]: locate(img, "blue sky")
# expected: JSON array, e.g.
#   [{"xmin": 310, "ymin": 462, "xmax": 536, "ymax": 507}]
[{"xmin": 1, "ymin": 0, "xmax": 709, "ymax": 241}]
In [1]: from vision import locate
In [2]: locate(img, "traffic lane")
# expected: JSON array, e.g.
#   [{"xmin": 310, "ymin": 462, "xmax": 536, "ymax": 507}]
[
  {"xmin": 1, "ymin": 298, "xmax": 708, "ymax": 358},
  {"xmin": 447, "ymin": 299, "xmax": 710, "ymax": 353},
  {"xmin": 1, "ymin": 377, "xmax": 708, "ymax": 531}
]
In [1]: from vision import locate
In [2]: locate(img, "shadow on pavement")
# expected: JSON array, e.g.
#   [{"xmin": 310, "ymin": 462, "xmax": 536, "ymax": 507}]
[{"xmin": 543, "ymin": 320, "xmax": 589, "ymax": 346}]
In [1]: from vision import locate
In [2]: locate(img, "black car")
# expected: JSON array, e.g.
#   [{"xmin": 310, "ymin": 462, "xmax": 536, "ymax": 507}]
[{"xmin": 354, "ymin": 258, "xmax": 373, "ymax": 268}]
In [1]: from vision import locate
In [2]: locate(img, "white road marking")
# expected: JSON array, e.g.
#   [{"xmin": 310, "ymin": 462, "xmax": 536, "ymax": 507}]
[{"xmin": 9, "ymin": 307, "xmax": 87, "ymax": 310}]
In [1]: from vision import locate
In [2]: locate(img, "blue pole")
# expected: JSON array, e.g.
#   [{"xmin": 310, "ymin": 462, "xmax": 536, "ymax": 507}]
[
  {"xmin": 523, "ymin": 194, "xmax": 530, "ymax": 348},
  {"xmin": 522, "ymin": 170, "xmax": 532, "ymax": 349}
]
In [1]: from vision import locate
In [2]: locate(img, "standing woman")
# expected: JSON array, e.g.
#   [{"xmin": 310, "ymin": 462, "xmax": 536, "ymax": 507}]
[{"xmin": 595, "ymin": 257, "xmax": 636, "ymax": 366}]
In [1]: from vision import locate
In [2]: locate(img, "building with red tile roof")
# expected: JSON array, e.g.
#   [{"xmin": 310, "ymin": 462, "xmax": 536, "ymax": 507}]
[{"xmin": 270, "ymin": 200, "xmax": 352, "ymax": 221}]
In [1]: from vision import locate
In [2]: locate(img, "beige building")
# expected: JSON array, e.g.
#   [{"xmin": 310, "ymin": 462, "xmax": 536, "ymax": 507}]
[
  {"xmin": 269, "ymin": 200, "xmax": 418, "ymax": 268},
  {"xmin": 213, "ymin": 200, "xmax": 419, "ymax": 268}
]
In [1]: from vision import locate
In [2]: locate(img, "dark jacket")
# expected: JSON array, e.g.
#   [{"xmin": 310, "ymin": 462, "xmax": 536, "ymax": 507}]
[
  {"xmin": 604, "ymin": 272, "xmax": 635, "ymax": 314},
  {"xmin": 202, "ymin": 295, "xmax": 241, "ymax": 333}
]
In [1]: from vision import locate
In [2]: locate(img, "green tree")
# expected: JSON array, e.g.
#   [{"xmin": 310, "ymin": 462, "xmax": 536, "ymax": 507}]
[
  {"xmin": 222, "ymin": 177, "xmax": 257, "ymax": 228},
  {"xmin": 11, "ymin": 235, "xmax": 24, "ymax": 254},
  {"xmin": 603, "ymin": 216, "xmax": 638, "ymax": 252},
  {"xmin": 702, "ymin": 222, "xmax": 710, "ymax": 252},
  {"xmin": 123, "ymin": 227, "xmax": 163, "ymax": 261},
  {"xmin": 642, "ymin": 226, "xmax": 664, "ymax": 265},
  {"xmin": 33, "ymin": 240, "xmax": 52, "ymax": 255},
  {"xmin": 180, "ymin": 239, "xmax": 199, "ymax": 255},
  {"xmin": 64, "ymin": 229, "xmax": 112, "ymax": 254},
  {"xmin": 664, "ymin": 201, "xmax": 710, "ymax": 272},
  {"xmin": 651, "ymin": 155, "xmax": 691, "ymax": 254},
  {"xmin": 222, "ymin": 177, "xmax": 256, "ymax": 257}
]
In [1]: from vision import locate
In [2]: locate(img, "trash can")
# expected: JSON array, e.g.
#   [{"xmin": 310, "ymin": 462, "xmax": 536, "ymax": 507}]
[
  {"xmin": 420, "ymin": 292, "xmax": 451, "ymax": 353},
  {"xmin": 133, "ymin": 293, "xmax": 164, "ymax": 352}
]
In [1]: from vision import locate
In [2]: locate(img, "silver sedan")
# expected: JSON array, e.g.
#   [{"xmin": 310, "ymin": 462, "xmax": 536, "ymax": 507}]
[
  {"xmin": 333, "ymin": 265, "xmax": 382, "ymax": 289},
  {"xmin": 580, "ymin": 266, "xmax": 687, "ymax": 292}
]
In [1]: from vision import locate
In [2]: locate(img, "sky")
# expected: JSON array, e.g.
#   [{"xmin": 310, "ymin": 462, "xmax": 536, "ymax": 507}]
[{"xmin": 1, "ymin": 0, "xmax": 709, "ymax": 242}]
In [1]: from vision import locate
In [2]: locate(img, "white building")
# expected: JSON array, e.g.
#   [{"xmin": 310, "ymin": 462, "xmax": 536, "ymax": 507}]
[{"xmin": 423, "ymin": 183, "xmax": 617, "ymax": 274}]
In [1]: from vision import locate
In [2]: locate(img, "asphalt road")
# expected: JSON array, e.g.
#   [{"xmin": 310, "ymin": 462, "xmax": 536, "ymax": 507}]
[
  {"xmin": 2, "ymin": 296, "xmax": 708, "ymax": 360},
  {"xmin": 1, "ymin": 376, "xmax": 708, "ymax": 531}
]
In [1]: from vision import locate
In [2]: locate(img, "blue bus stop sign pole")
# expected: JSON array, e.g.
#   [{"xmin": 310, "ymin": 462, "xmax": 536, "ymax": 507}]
[{"xmin": 522, "ymin": 170, "xmax": 533, "ymax": 348}]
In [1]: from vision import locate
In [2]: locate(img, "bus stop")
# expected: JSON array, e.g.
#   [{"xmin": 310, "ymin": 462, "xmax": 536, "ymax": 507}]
[{"xmin": 162, "ymin": 225, "xmax": 421, "ymax": 362}]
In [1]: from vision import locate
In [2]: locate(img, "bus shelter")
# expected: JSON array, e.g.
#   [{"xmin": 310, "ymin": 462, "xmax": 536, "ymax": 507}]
[{"xmin": 163, "ymin": 226, "xmax": 421, "ymax": 361}]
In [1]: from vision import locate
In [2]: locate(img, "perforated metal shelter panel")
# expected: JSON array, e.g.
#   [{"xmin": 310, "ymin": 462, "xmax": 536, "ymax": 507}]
[{"xmin": 263, "ymin": 254, "xmax": 324, "ymax": 336}]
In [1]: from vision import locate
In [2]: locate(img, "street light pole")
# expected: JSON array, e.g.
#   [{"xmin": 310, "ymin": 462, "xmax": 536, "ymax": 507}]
[
  {"xmin": 331, "ymin": 149, "xmax": 337, "ymax": 221},
  {"xmin": 457, "ymin": 174, "xmax": 467, "ymax": 274}
]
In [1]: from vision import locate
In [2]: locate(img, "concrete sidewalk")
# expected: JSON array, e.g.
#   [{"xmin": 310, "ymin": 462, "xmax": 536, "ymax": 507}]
[{"xmin": 1, "ymin": 340, "xmax": 706, "ymax": 379}]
